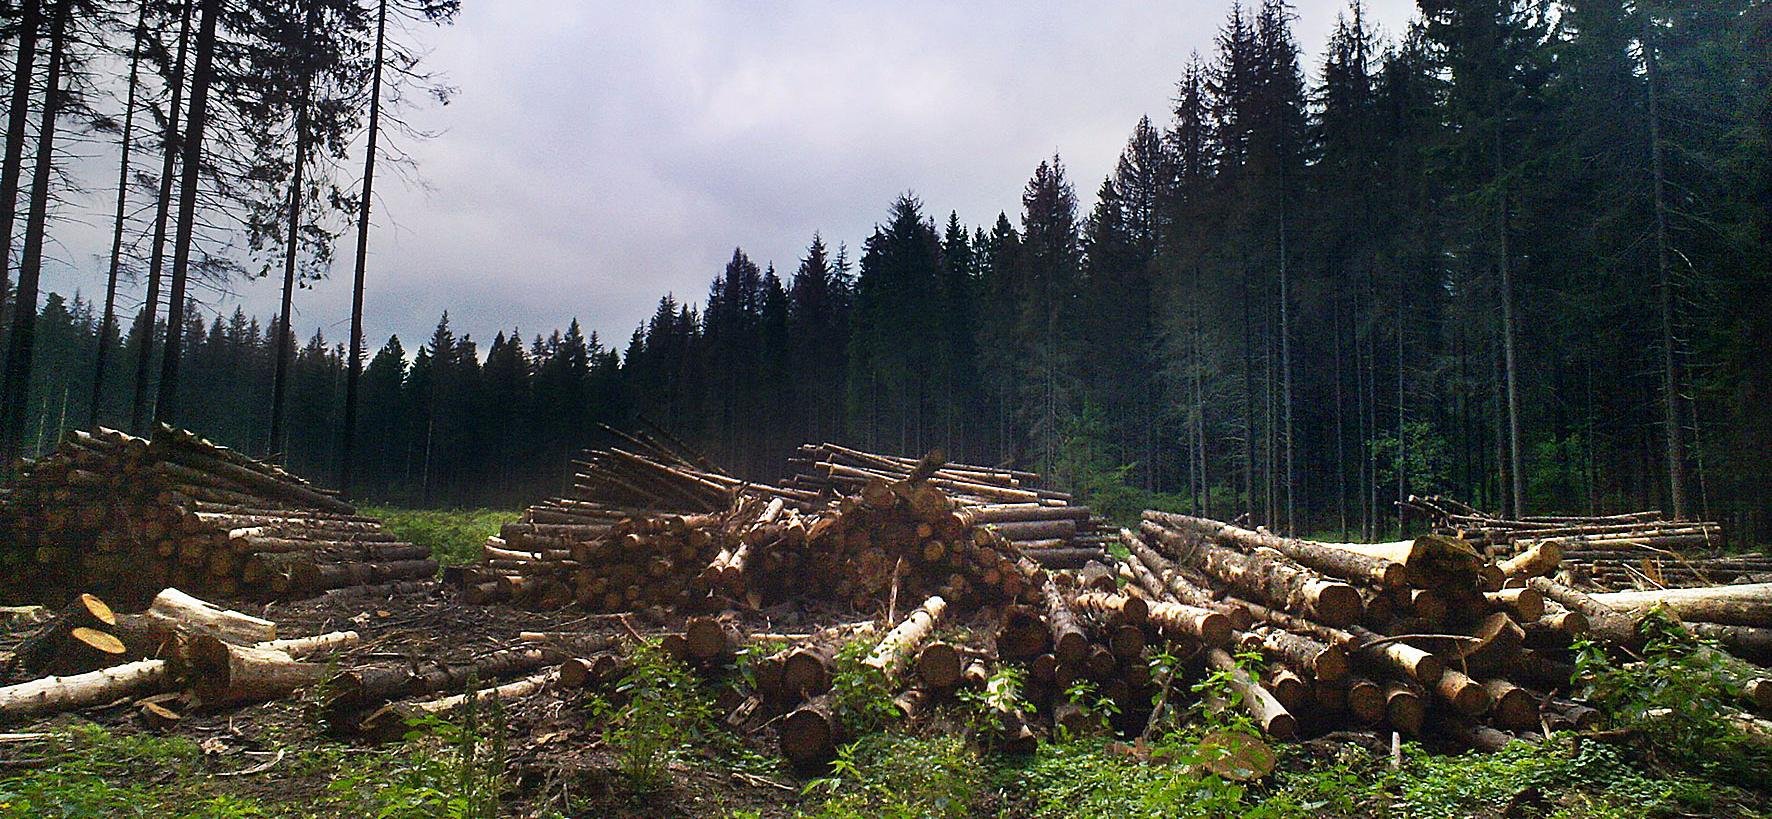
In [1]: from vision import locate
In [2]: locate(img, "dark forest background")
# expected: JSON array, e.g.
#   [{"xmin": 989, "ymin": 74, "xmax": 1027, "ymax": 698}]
[{"xmin": 6, "ymin": 0, "xmax": 1769, "ymax": 539}]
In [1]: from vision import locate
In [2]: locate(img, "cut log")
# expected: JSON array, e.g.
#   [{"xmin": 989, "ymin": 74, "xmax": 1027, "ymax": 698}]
[
  {"xmin": 916, "ymin": 641, "xmax": 963, "ymax": 689},
  {"xmin": 780, "ymin": 694, "xmax": 843, "ymax": 767},
  {"xmin": 684, "ymin": 616, "xmax": 740, "ymax": 661},
  {"xmin": 1485, "ymin": 678, "xmax": 1537, "ymax": 730},
  {"xmin": 865, "ymin": 596, "xmax": 947, "ymax": 679},
  {"xmin": 1143, "ymin": 511, "xmax": 1407, "ymax": 590},
  {"xmin": 357, "ymin": 669, "xmax": 557, "ymax": 738},
  {"xmin": 0, "ymin": 659, "xmax": 172, "ymax": 720},
  {"xmin": 148, "ymin": 588, "xmax": 276, "ymax": 644},
  {"xmin": 1499, "ymin": 540, "xmax": 1562, "ymax": 579},
  {"xmin": 1142, "ymin": 521, "xmax": 1362, "ymax": 627},
  {"xmin": 10, "ymin": 594, "xmax": 125, "ymax": 676},
  {"xmin": 1313, "ymin": 534, "xmax": 1485, "ymax": 590},
  {"xmin": 1147, "ymin": 601, "xmax": 1234, "ymax": 647},
  {"xmin": 327, "ymin": 648, "xmax": 557, "ymax": 712},
  {"xmin": 184, "ymin": 636, "xmax": 326, "ymax": 705},
  {"xmin": 1486, "ymin": 587, "xmax": 1545, "ymax": 621},
  {"xmin": 1384, "ymin": 680, "xmax": 1426, "ymax": 735},
  {"xmin": 1593, "ymin": 584, "xmax": 1772, "ymax": 628},
  {"xmin": 1206, "ymin": 646, "xmax": 1296, "ymax": 739},
  {"xmin": 1071, "ymin": 592, "xmax": 1148, "ymax": 627}
]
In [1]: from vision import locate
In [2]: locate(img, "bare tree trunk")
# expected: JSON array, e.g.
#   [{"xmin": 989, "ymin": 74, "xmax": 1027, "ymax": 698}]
[
  {"xmin": 0, "ymin": 0, "xmax": 42, "ymax": 348},
  {"xmin": 1396, "ymin": 295, "xmax": 1406, "ymax": 537},
  {"xmin": 1496, "ymin": 130, "xmax": 1525, "ymax": 517},
  {"xmin": 153, "ymin": 0, "xmax": 221, "ymax": 427},
  {"xmin": 0, "ymin": 1, "xmax": 68, "ymax": 466},
  {"xmin": 1241, "ymin": 274, "xmax": 1255, "ymax": 520},
  {"xmin": 1279, "ymin": 176, "xmax": 1295, "ymax": 536},
  {"xmin": 129, "ymin": 0, "xmax": 192, "ymax": 435},
  {"xmin": 1334, "ymin": 293, "xmax": 1348, "ymax": 541},
  {"xmin": 269, "ymin": 53, "xmax": 313, "ymax": 458},
  {"xmin": 92, "ymin": 2, "xmax": 148, "ymax": 429},
  {"xmin": 1642, "ymin": 17, "xmax": 1686, "ymax": 520},
  {"xmin": 339, "ymin": 0, "xmax": 389, "ymax": 496}
]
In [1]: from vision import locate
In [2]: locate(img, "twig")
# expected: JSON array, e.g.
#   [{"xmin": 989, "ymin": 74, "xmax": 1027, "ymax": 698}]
[
  {"xmin": 217, "ymin": 748, "xmax": 285, "ymax": 777},
  {"xmin": 731, "ymin": 770, "xmax": 795, "ymax": 791}
]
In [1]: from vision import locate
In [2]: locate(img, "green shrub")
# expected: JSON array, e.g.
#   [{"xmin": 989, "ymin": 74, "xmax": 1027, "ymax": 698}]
[
  {"xmin": 585, "ymin": 640, "xmax": 718, "ymax": 792},
  {"xmin": 364, "ymin": 506, "xmax": 514, "ymax": 566}
]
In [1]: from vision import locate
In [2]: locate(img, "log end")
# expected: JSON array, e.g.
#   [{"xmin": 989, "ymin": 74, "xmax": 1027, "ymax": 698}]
[
  {"xmin": 779, "ymin": 706, "xmax": 838, "ymax": 767},
  {"xmin": 916, "ymin": 643, "xmax": 963, "ymax": 690},
  {"xmin": 1312, "ymin": 583, "xmax": 1365, "ymax": 628}
]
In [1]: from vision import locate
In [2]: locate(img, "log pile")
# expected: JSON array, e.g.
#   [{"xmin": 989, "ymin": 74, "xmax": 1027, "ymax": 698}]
[
  {"xmin": 470, "ymin": 450, "xmax": 1048, "ymax": 613},
  {"xmin": 785, "ymin": 442, "xmax": 1106, "ymax": 566},
  {"xmin": 0, "ymin": 426, "xmax": 433, "ymax": 607},
  {"xmin": 1132, "ymin": 512, "xmax": 1601, "ymax": 743},
  {"xmin": 1400, "ymin": 494, "xmax": 1722, "ymax": 557}
]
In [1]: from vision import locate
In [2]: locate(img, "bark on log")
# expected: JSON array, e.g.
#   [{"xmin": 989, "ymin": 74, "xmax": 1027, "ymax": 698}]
[
  {"xmin": 1143, "ymin": 511, "xmax": 1406, "ymax": 590},
  {"xmin": 1593, "ymin": 584, "xmax": 1772, "ymax": 628},
  {"xmin": 357, "ymin": 669, "xmax": 557, "ymax": 738},
  {"xmin": 147, "ymin": 588, "xmax": 276, "ymax": 643},
  {"xmin": 1206, "ymin": 646, "xmax": 1296, "ymax": 739},
  {"xmin": 865, "ymin": 595, "xmax": 947, "ymax": 679},
  {"xmin": 0, "ymin": 659, "xmax": 172, "ymax": 720},
  {"xmin": 1142, "ymin": 521, "xmax": 1362, "ymax": 627}
]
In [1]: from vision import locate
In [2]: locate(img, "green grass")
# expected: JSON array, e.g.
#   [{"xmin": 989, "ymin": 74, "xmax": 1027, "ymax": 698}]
[
  {"xmin": 0, "ymin": 719, "xmax": 535, "ymax": 819},
  {"xmin": 363, "ymin": 506, "xmax": 516, "ymax": 566}
]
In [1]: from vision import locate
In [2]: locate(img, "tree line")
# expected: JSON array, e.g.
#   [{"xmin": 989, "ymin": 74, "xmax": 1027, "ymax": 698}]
[
  {"xmin": 0, "ymin": 0, "xmax": 458, "ymax": 485},
  {"xmin": 4, "ymin": 0, "xmax": 1769, "ymax": 538}
]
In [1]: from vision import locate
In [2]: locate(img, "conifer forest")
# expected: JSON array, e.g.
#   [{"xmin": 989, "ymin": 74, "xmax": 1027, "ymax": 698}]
[{"xmin": 0, "ymin": 0, "xmax": 1766, "ymax": 538}]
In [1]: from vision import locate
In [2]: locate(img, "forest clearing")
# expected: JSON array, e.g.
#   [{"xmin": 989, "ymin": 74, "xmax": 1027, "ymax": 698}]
[{"xmin": 0, "ymin": 426, "xmax": 1766, "ymax": 816}]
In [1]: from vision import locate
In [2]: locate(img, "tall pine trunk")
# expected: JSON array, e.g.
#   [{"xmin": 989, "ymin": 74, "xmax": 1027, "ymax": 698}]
[
  {"xmin": 1278, "ymin": 176, "xmax": 1294, "ymax": 535},
  {"xmin": 340, "ymin": 0, "xmax": 389, "ymax": 494},
  {"xmin": 153, "ymin": 0, "xmax": 221, "ymax": 426},
  {"xmin": 92, "ymin": 2, "xmax": 148, "ymax": 429},
  {"xmin": 130, "ymin": 0, "xmax": 193, "ymax": 433},
  {"xmin": 1495, "ymin": 130, "xmax": 1526, "ymax": 517},
  {"xmin": 0, "ymin": 0, "xmax": 68, "ymax": 465},
  {"xmin": 269, "ymin": 60, "xmax": 313, "ymax": 457},
  {"xmin": 0, "ymin": 0, "xmax": 41, "ymax": 339},
  {"xmin": 1642, "ymin": 16, "xmax": 1686, "ymax": 520}
]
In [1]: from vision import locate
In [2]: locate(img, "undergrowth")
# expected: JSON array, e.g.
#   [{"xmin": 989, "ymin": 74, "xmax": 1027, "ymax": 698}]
[
  {"xmin": 364, "ymin": 506, "xmax": 515, "ymax": 566},
  {"xmin": 0, "ymin": 719, "xmax": 536, "ymax": 818}
]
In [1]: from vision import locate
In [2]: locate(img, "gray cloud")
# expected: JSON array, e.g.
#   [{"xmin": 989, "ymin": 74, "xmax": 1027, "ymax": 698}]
[{"xmin": 41, "ymin": 0, "xmax": 1418, "ymax": 354}]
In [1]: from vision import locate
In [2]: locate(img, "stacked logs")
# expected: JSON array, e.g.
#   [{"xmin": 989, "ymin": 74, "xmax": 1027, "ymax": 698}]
[
  {"xmin": 1400, "ymin": 495, "xmax": 1723, "ymax": 561},
  {"xmin": 0, "ymin": 426, "xmax": 433, "ymax": 607},
  {"xmin": 784, "ymin": 443, "xmax": 1106, "ymax": 567},
  {"xmin": 1131, "ymin": 512, "xmax": 1603, "ymax": 747},
  {"xmin": 470, "ymin": 452, "xmax": 1049, "ymax": 613}
]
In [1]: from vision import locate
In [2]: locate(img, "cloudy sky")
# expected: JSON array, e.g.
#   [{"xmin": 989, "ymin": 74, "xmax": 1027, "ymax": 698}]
[{"xmin": 44, "ymin": 0, "xmax": 1419, "ymax": 356}]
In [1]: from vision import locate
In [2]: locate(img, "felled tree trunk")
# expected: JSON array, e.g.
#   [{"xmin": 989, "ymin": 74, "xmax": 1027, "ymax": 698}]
[
  {"xmin": 356, "ymin": 669, "xmax": 557, "ymax": 738},
  {"xmin": 0, "ymin": 658, "xmax": 172, "ymax": 720},
  {"xmin": 1142, "ymin": 521, "xmax": 1362, "ymax": 627},
  {"xmin": 1143, "ymin": 511, "xmax": 1406, "ymax": 589},
  {"xmin": 865, "ymin": 595, "xmax": 947, "ymax": 679},
  {"xmin": 148, "ymin": 587, "xmax": 276, "ymax": 643},
  {"xmin": 1206, "ymin": 646, "xmax": 1296, "ymax": 739},
  {"xmin": 1592, "ymin": 583, "xmax": 1772, "ymax": 628}
]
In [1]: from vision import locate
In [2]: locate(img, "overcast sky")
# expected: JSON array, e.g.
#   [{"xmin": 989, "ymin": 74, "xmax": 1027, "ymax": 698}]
[{"xmin": 42, "ymin": 0, "xmax": 1420, "ymax": 356}]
